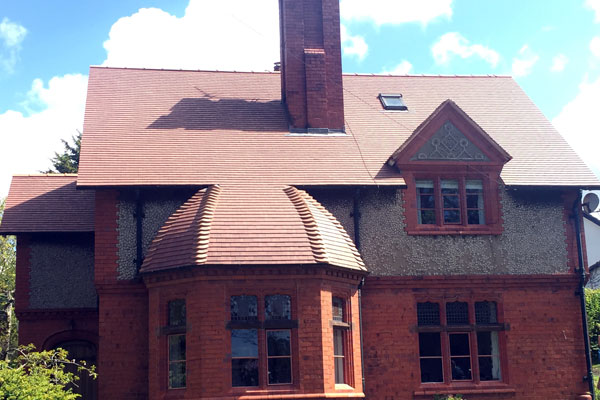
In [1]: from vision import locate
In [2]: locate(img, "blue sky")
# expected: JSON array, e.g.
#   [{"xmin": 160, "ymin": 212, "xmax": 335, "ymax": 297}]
[{"xmin": 1, "ymin": 0, "xmax": 600, "ymax": 198}]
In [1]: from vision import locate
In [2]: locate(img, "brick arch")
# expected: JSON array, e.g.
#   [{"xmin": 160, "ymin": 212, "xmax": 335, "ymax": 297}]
[{"xmin": 42, "ymin": 329, "xmax": 98, "ymax": 351}]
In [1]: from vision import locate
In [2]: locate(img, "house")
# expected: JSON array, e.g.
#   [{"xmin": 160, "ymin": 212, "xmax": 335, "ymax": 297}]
[
  {"xmin": 585, "ymin": 211, "xmax": 600, "ymax": 288},
  {"xmin": 1, "ymin": 0, "xmax": 600, "ymax": 399}
]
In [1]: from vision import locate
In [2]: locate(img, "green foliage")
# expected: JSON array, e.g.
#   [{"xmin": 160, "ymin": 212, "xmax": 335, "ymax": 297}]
[
  {"xmin": 44, "ymin": 131, "xmax": 81, "ymax": 173},
  {"xmin": 0, "ymin": 345, "xmax": 96, "ymax": 400},
  {"xmin": 0, "ymin": 198, "xmax": 17, "ymax": 360},
  {"xmin": 586, "ymin": 288, "xmax": 600, "ymax": 363},
  {"xmin": 433, "ymin": 395, "xmax": 465, "ymax": 400}
]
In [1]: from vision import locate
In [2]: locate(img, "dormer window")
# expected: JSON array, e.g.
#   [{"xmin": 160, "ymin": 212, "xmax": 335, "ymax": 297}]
[
  {"xmin": 379, "ymin": 93, "xmax": 408, "ymax": 111},
  {"xmin": 388, "ymin": 99, "xmax": 511, "ymax": 235}
]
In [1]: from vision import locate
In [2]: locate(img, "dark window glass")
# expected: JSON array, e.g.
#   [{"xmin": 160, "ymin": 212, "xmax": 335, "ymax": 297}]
[
  {"xmin": 265, "ymin": 295, "xmax": 291, "ymax": 320},
  {"xmin": 232, "ymin": 329, "xmax": 259, "ymax": 387},
  {"xmin": 420, "ymin": 358, "xmax": 443, "ymax": 383},
  {"xmin": 477, "ymin": 331, "xmax": 501, "ymax": 381},
  {"xmin": 332, "ymin": 297, "xmax": 344, "ymax": 321},
  {"xmin": 334, "ymin": 328, "xmax": 345, "ymax": 384},
  {"xmin": 446, "ymin": 302, "xmax": 469, "ymax": 325},
  {"xmin": 267, "ymin": 330, "xmax": 292, "ymax": 384},
  {"xmin": 419, "ymin": 332, "xmax": 442, "ymax": 357},
  {"xmin": 168, "ymin": 299, "xmax": 186, "ymax": 327},
  {"xmin": 419, "ymin": 332, "xmax": 443, "ymax": 382},
  {"xmin": 416, "ymin": 180, "xmax": 436, "ymax": 224},
  {"xmin": 441, "ymin": 180, "xmax": 461, "ymax": 224},
  {"xmin": 449, "ymin": 333, "xmax": 472, "ymax": 380},
  {"xmin": 475, "ymin": 301, "xmax": 497, "ymax": 324},
  {"xmin": 379, "ymin": 94, "xmax": 408, "ymax": 110},
  {"xmin": 168, "ymin": 334, "xmax": 186, "ymax": 388},
  {"xmin": 417, "ymin": 302, "xmax": 440, "ymax": 326},
  {"xmin": 231, "ymin": 295, "xmax": 258, "ymax": 321},
  {"xmin": 466, "ymin": 180, "xmax": 485, "ymax": 225}
]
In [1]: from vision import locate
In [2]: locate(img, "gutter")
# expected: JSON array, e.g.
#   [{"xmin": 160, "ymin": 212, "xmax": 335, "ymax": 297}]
[{"xmin": 574, "ymin": 191, "xmax": 595, "ymax": 399}]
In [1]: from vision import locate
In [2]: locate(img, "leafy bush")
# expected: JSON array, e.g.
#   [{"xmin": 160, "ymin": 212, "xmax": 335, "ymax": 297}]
[
  {"xmin": 586, "ymin": 288, "xmax": 600, "ymax": 363},
  {"xmin": 434, "ymin": 395, "xmax": 465, "ymax": 400},
  {"xmin": 0, "ymin": 345, "xmax": 96, "ymax": 400}
]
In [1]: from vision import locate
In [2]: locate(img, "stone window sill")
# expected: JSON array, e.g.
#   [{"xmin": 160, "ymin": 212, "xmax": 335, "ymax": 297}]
[{"xmin": 414, "ymin": 383, "xmax": 515, "ymax": 397}]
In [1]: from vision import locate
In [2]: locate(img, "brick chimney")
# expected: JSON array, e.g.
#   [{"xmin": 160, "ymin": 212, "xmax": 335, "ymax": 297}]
[{"xmin": 279, "ymin": 0, "xmax": 345, "ymax": 133}]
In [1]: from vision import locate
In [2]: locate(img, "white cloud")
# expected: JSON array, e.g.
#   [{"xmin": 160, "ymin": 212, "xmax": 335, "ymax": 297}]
[
  {"xmin": 591, "ymin": 36, "xmax": 600, "ymax": 58},
  {"xmin": 0, "ymin": 18, "xmax": 27, "ymax": 73},
  {"xmin": 0, "ymin": 74, "xmax": 88, "ymax": 198},
  {"xmin": 586, "ymin": 0, "xmax": 600, "ymax": 22},
  {"xmin": 340, "ymin": 25, "xmax": 368, "ymax": 60},
  {"xmin": 102, "ymin": 1, "xmax": 280, "ymax": 71},
  {"xmin": 382, "ymin": 60, "xmax": 413, "ymax": 75},
  {"xmin": 511, "ymin": 45, "xmax": 539, "ymax": 77},
  {"xmin": 550, "ymin": 54, "xmax": 568, "ymax": 72},
  {"xmin": 432, "ymin": 32, "xmax": 499, "ymax": 67},
  {"xmin": 340, "ymin": 0, "xmax": 452, "ymax": 25},
  {"xmin": 553, "ymin": 75, "xmax": 600, "ymax": 179}
]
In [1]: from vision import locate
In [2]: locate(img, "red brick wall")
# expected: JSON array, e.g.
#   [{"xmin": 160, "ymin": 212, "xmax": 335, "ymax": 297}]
[
  {"xmin": 361, "ymin": 275, "xmax": 589, "ymax": 400},
  {"xmin": 17, "ymin": 310, "xmax": 98, "ymax": 350},
  {"xmin": 14, "ymin": 234, "xmax": 30, "ymax": 313},
  {"xmin": 144, "ymin": 268, "xmax": 363, "ymax": 400}
]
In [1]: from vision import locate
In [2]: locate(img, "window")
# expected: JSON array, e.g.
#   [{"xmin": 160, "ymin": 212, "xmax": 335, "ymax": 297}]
[
  {"xmin": 417, "ymin": 300, "xmax": 504, "ymax": 385},
  {"xmin": 379, "ymin": 93, "xmax": 408, "ymax": 111},
  {"xmin": 416, "ymin": 178, "xmax": 485, "ymax": 227},
  {"xmin": 167, "ymin": 299, "xmax": 186, "ymax": 389},
  {"xmin": 230, "ymin": 294, "xmax": 294, "ymax": 388},
  {"xmin": 332, "ymin": 297, "xmax": 351, "ymax": 385}
]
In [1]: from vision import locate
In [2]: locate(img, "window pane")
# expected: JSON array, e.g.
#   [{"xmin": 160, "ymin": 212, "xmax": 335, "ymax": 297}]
[
  {"xmin": 475, "ymin": 301, "xmax": 497, "ymax": 324},
  {"xmin": 479, "ymin": 356, "xmax": 501, "ymax": 381},
  {"xmin": 443, "ymin": 195, "xmax": 460, "ymax": 208},
  {"xmin": 419, "ymin": 332, "xmax": 441, "ymax": 357},
  {"xmin": 419, "ymin": 210, "xmax": 436, "ymax": 224},
  {"xmin": 231, "ymin": 295, "xmax": 258, "ymax": 321},
  {"xmin": 231, "ymin": 329, "xmax": 258, "ymax": 358},
  {"xmin": 265, "ymin": 295, "xmax": 291, "ymax": 320},
  {"xmin": 267, "ymin": 330, "xmax": 291, "ymax": 356},
  {"xmin": 446, "ymin": 302, "xmax": 469, "ymax": 325},
  {"xmin": 417, "ymin": 302, "xmax": 440, "ymax": 326},
  {"xmin": 465, "ymin": 180, "xmax": 483, "ymax": 190},
  {"xmin": 419, "ymin": 194, "xmax": 435, "ymax": 209},
  {"xmin": 441, "ymin": 179, "xmax": 459, "ymax": 192},
  {"xmin": 334, "ymin": 328, "xmax": 344, "ymax": 356},
  {"xmin": 467, "ymin": 210, "xmax": 482, "ymax": 225},
  {"xmin": 335, "ymin": 356, "xmax": 345, "ymax": 384},
  {"xmin": 477, "ymin": 331, "xmax": 500, "ymax": 357},
  {"xmin": 451, "ymin": 357, "xmax": 472, "ymax": 380},
  {"xmin": 449, "ymin": 333, "xmax": 470, "ymax": 356},
  {"xmin": 466, "ymin": 194, "xmax": 480, "ymax": 208},
  {"xmin": 232, "ymin": 359, "xmax": 259, "ymax": 387},
  {"xmin": 332, "ymin": 297, "xmax": 344, "ymax": 321},
  {"xmin": 416, "ymin": 180, "xmax": 434, "ymax": 189},
  {"xmin": 444, "ymin": 209, "xmax": 461, "ymax": 224},
  {"xmin": 169, "ymin": 335, "xmax": 186, "ymax": 361},
  {"xmin": 268, "ymin": 358, "xmax": 292, "ymax": 384},
  {"xmin": 420, "ymin": 358, "xmax": 443, "ymax": 383},
  {"xmin": 169, "ymin": 361, "xmax": 186, "ymax": 388},
  {"xmin": 168, "ymin": 299, "xmax": 186, "ymax": 327}
]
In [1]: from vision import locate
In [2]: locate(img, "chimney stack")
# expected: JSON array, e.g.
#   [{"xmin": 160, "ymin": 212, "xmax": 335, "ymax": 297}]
[{"xmin": 279, "ymin": 0, "xmax": 345, "ymax": 133}]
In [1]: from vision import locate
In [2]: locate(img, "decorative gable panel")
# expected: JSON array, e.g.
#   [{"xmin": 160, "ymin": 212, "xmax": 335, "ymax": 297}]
[{"xmin": 410, "ymin": 121, "xmax": 490, "ymax": 162}]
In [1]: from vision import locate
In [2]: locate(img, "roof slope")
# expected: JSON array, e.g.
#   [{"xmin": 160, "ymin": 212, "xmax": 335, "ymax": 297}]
[
  {"xmin": 78, "ymin": 67, "xmax": 599, "ymax": 188},
  {"xmin": 0, "ymin": 175, "xmax": 95, "ymax": 234},
  {"xmin": 141, "ymin": 185, "xmax": 365, "ymax": 273}
]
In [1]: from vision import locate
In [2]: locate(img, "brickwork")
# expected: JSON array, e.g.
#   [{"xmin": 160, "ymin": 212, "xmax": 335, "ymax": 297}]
[
  {"xmin": 95, "ymin": 190, "xmax": 119, "ymax": 284},
  {"xmin": 143, "ymin": 267, "xmax": 364, "ymax": 399},
  {"xmin": 14, "ymin": 234, "xmax": 30, "ymax": 313},
  {"xmin": 361, "ymin": 275, "xmax": 589, "ymax": 399},
  {"xmin": 17, "ymin": 310, "xmax": 98, "ymax": 350}
]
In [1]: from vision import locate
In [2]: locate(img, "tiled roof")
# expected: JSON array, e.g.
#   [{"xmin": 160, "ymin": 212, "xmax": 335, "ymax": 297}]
[
  {"xmin": 78, "ymin": 67, "xmax": 600, "ymax": 188},
  {"xmin": 0, "ymin": 175, "xmax": 95, "ymax": 234},
  {"xmin": 141, "ymin": 185, "xmax": 366, "ymax": 273}
]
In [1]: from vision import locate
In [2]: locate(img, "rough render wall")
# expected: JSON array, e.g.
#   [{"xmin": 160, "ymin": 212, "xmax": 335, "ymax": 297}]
[
  {"xmin": 310, "ymin": 186, "xmax": 569, "ymax": 276},
  {"xmin": 117, "ymin": 189, "xmax": 195, "ymax": 280},
  {"xmin": 29, "ymin": 234, "xmax": 96, "ymax": 308}
]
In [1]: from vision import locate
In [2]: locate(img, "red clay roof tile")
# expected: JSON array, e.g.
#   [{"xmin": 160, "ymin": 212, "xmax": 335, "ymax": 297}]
[
  {"xmin": 77, "ymin": 67, "xmax": 599, "ymax": 188},
  {"xmin": 141, "ymin": 185, "xmax": 365, "ymax": 273},
  {"xmin": 0, "ymin": 175, "xmax": 95, "ymax": 234}
]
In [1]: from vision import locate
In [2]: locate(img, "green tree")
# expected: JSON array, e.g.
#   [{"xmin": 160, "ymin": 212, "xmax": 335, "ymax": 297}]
[
  {"xmin": 586, "ymin": 288, "xmax": 600, "ymax": 363},
  {"xmin": 0, "ymin": 198, "xmax": 17, "ymax": 360},
  {"xmin": 0, "ymin": 344, "xmax": 96, "ymax": 400},
  {"xmin": 45, "ymin": 131, "xmax": 81, "ymax": 173}
]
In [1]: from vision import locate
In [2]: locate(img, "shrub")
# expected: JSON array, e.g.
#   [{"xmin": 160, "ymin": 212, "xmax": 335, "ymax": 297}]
[{"xmin": 586, "ymin": 288, "xmax": 600, "ymax": 363}]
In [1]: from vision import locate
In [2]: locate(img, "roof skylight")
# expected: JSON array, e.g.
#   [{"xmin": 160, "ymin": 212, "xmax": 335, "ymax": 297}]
[{"xmin": 379, "ymin": 93, "xmax": 407, "ymax": 111}]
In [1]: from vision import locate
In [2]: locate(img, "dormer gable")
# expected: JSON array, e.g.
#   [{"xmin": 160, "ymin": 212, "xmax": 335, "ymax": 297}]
[{"xmin": 389, "ymin": 99, "xmax": 511, "ymax": 169}]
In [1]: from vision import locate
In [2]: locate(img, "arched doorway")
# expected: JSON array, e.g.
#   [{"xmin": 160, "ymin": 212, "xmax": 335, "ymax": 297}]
[{"xmin": 53, "ymin": 340, "xmax": 97, "ymax": 400}]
